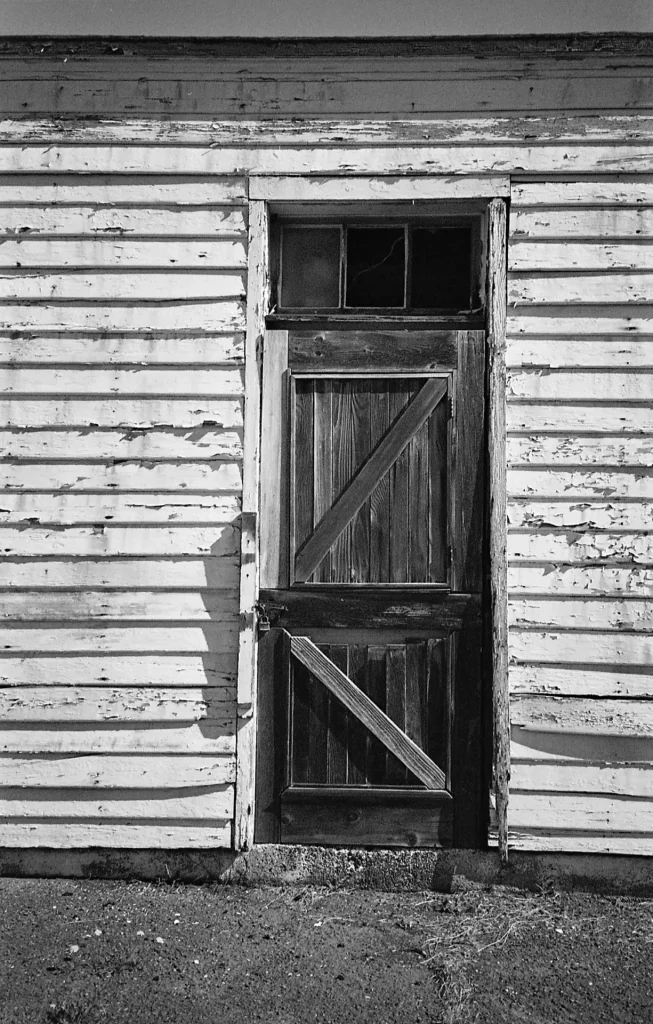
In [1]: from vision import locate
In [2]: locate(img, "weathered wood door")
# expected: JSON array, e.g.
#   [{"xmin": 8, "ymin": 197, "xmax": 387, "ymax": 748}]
[{"xmin": 256, "ymin": 329, "xmax": 485, "ymax": 848}]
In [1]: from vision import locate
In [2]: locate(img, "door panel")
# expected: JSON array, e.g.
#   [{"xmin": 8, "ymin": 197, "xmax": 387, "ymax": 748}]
[{"xmin": 256, "ymin": 329, "xmax": 486, "ymax": 849}]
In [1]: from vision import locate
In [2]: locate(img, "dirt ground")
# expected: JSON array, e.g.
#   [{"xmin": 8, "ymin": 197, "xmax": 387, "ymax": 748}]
[{"xmin": 1, "ymin": 878, "xmax": 652, "ymax": 1024}]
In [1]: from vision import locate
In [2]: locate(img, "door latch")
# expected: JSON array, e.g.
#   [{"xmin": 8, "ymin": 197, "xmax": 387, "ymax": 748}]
[{"xmin": 255, "ymin": 601, "xmax": 287, "ymax": 635}]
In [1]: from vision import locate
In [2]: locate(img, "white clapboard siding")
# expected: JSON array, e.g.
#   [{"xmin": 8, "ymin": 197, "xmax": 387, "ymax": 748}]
[
  {"xmin": 507, "ymin": 179, "xmax": 653, "ymax": 855},
  {"xmin": 0, "ymin": 655, "xmax": 238, "ymax": 688},
  {"xmin": 0, "ymin": 687, "xmax": 232, "ymax": 721},
  {"xmin": 0, "ymin": 171, "xmax": 247, "ymax": 849},
  {"xmin": 0, "ymin": 754, "xmax": 236, "ymax": 788},
  {"xmin": 0, "ymin": 788, "xmax": 234, "ymax": 820},
  {"xmin": 2, "ymin": 462, "xmax": 243, "ymax": 492},
  {"xmin": 0, "ymin": 559, "xmax": 239, "ymax": 591},
  {"xmin": 0, "ymin": 824, "xmax": 233, "ymax": 848},
  {"xmin": 0, "ymin": 240, "xmax": 247, "ymax": 268},
  {"xmin": 0, "ymin": 336, "xmax": 244, "ymax": 365}
]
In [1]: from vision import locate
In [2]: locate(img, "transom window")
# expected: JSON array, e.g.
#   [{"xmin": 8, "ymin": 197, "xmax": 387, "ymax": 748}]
[{"xmin": 274, "ymin": 219, "xmax": 479, "ymax": 314}]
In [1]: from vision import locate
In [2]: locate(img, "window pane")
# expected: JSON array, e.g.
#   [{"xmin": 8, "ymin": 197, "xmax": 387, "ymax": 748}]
[
  {"xmin": 346, "ymin": 228, "xmax": 405, "ymax": 308},
  {"xmin": 280, "ymin": 227, "xmax": 340, "ymax": 308},
  {"xmin": 411, "ymin": 227, "xmax": 471, "ymax": 309}
]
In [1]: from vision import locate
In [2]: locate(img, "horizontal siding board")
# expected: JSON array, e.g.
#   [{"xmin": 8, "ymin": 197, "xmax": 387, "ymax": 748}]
[
  {"xmin": 0, "ymin": 823, "xmax": 232, "ymax": 847},
  {"xmin": 509, "ymin": 665, "xmax": 653, "ymax": 698},
  {"xmin": 507, "ymin": 340, "xmax": 653, "ymax": 369},
  {"xmin": 507, "ymin": 405, "xmax": 653, "ymax": 434},
  {"xmin": 1, "ymin": 724, "xmax": 236, "ymax": 754},
  {"xmin": 508, "ymin": 469, "xmax": 653, "ymax": 500},
  {"xmin": 504, "ymin": 792, "xmax": 653, "ymax": 833},
  {"xmin": 511, "ymin": 181, "xmax": 653, "ymax": 206},
  {"xmin": 507, "ymin": 371, "xmax": 653, "ymax": 401},
  {"xmin": 0, "ymin": 559, "xmax": 239, "ymax": 590},
  {"xmin": 508, "ymin": 565, "xmax": 653, "ymax": 596},
  {"xmin": 507, "ymin": 436, "xmax": 653, "ymax": 467},
  {"xmin": 0, "ymin": 494, "xmax": 241, "ymax": 525},
  {"xmin": 0, "ymin": 369, "xmax": 244, "ymax": 395},
  {"xmin": 0, "ymin": 399, "xmax": 243, "ymax": 429},
  {"xmin": 509, "ymin": 242, "xmax": 653, "ymax": 272},
  {"xmin": 509, "ymin": 272, "xmax": 653, "ymax": 306},
  {"xmin": 508, "ymin": 532, "xmax": 653, "ymax": 564},
  {"xmin": 508, "ymin": 500, "xmax": 653, "ymax": 531},
  {"xmin": 1, "ymin": 144, "xmax": 653, "ymax": 175},
  {"xmin": 509, "ymin": 598, "xmax": 653, "ymax": 632},
  {"xmin": 511, "ymin": 762, "xmax": 653, "ymax": 797},
  {"xmin": 0, "ymin": 526, "xmax": 240, "ymax": 557},
  {"xmin": 0, "ymin": 787, "xmax": 234, "ymax": 819},
  {"xmin": 510, "ymin": 632, "xmax": 653, "ymax": 666},
  {"xmin": 0, "ymin": 240, "xmax": 247, "ymax": 268},
  {"xmin": 511, "ymin": 732, "xmax": 653, "ymax": 765},
  {"xmin": 0, "ymin": 271, "xmax": 246, "ymax": 301},
  {"xmin": 0, "ymin": 207, "xmax": 247, "ymax": 235},
  {"xmin": 0, "ymin": 624, "xmax": 238, "ymax": 653},
  {"xmin": 511, "ymin": 209, "xmax": 653, "ymax": 238},
  {"xmin": 507, "ymin": 315, "xmax": 653, "ymax": 336},
  {"xmin": 0, "ymin": 754, "xmax": 236, "ymax": 788},
  {"xmin": 0, "ymin": 655, "xmax": 237, "ymax": 688},
  {"xmin": 0, "ymin": 336, "xmax": 244, "ymax": 365},
  {"xmin": 502, "ymin": 833, "xmax": 653, "ymax": 854},
  {"xmin": 0, "ymin": 302, "xmax": 246, "ymax": 332},
  {"xmin": 0, "ymin": 175, "xmax": 248, "ymax": 203},
  {"xmin": 0, "ymin": 686, "xmax": 232, "ymax": 721},
  {"xmin": 511, "ymin": 696, "xmax": 653, "ymax": 734},
  {"xmin": 0, "ymin": 428, "xmax": 242, "ymax": 460},
  {"xmin": 0, "ymin": 591, "xmax": 239, "ymax": 620}
]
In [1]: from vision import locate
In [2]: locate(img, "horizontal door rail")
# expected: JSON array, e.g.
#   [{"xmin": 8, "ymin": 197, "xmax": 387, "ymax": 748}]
[{"xmin": 289, "ymin": 633, "xmax": 446, "ymax": 791}]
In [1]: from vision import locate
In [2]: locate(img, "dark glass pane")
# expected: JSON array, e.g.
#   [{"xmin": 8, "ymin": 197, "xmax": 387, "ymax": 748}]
[
  {"xmin": 411, "ymin": 227, "xmax": 472, "ymax": 310},
  {"xmin": 346, "ymin": 228, "xmax": 405, "ymax": 308},
  {"xmin": 280, "ymin": 227, "xmax": 340, "ymax": 308}
]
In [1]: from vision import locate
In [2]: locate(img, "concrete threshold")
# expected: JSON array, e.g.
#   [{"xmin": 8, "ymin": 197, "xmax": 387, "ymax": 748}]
[{"xmin": 1, "ymin": 845, "xmax": 652, "ymax": 895}]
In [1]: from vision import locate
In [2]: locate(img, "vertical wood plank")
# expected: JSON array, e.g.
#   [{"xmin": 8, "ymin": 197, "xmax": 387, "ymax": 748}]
[
  {"xmin": 428, "ymin": 392, "xmax": 449, "ymax": 583},
  {"xmin": 332, "ymin": 381, "xmax": 356, "ymax": 582},
  {"xmin": 254, "ymin": 628, "xmax": 281, "ymax": 843},
  {"xmin": 427, "ymin": 638, "xmax": 451, "ymax": 791},
  {"xmin": 293, "ymin": 379, "xmax": 315, "ymax": 562},
  {"xmin": 259, "ymin": 329, "xmax": 289, "ymax": 588},
  {"xmin": 290, "ymin": 657, "xmax": 311, "ymax": 784},
  {"xmin": 366, "ymin": 645, "xmax": 388, "ymax": 784},
  {"xmin": 346, "ymin": 644, "xmax": 368, "ymax": 785},
  {"xmin": 313, "ymin": 379, "xmax": 333, "ymax": 584},
  {"xmin": 306, "ymin": 655, "xmax": 329, "ymax": 785},
  {"xmin": 236, "ymin": 199, "xmax": 269, "ymax": 851},
  {"xmin": 405, "ymin": 641, "xmax": 426, "ymax": 750},
  {"xmin": 369, "ymin": 382, "xmax": 390, "ymax": 583},
  {"xmin": 453, "ymin": 331, "xmax": 485, "ymax": 593},
  {"xmin": 408, "ymin": 419, "xmax": 429, "ymax": 582},
  {"xmin": 389, "ymin": 382, "xmax": 411, "ymax": 583},
  {"xmin": 385, "ymin": 645, "xmax": 408, "ymax": 784},
  {"xmin": 487, "ymin": 197, "xmax": 509, "ymax": 863},
  {"xmin": 350, "ymin": 385, "xmax": 371, "ymax": 583},
  {"xmin": 326, "ymin": 645, "xmax": 349, "ymax": 785}
]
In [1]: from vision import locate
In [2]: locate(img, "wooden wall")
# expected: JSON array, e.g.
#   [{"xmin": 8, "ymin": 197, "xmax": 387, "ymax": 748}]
[
  {"xmin": 0, "ymin": 39, "xmax": 652, "ymax": 854},
  {"xmin": 505, "ymin": 180, "xmax": 653, "ymax": 854},
  {"xmin": 0, "ymin": 174, "xmax": 247, "ymax": 846}
]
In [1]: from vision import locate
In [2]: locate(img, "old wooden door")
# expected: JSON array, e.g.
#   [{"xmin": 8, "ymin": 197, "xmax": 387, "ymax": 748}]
[{"xmin": 256, "ymin": 329, "xmax": 485, "ymax": 848}]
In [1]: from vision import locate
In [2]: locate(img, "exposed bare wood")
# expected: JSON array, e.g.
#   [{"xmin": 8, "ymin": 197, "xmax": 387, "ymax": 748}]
[
  {"xmin": 511, "ymin": 731, "xmax": 653, "ymax": 763},
  {"xmin": 0, "ymin": 788, "xmax": 234, "ymax": 819},
  {"xmin": 0, "ymin": 428, "xmax": 242, "ymax": 460},
  {"xmin": 508, "ymin": 500, "xmax": 653, "ymax": 532},
  {"xmin": 0, "ymin": 367, "xmax": 243, "ymax": 396},
  {"xmin": 0, "ymin": 525, "xmax": 241, "ymax": 558},
  {"xmin": 487, "ymin": 198, "xmax": 510, "ymax": 863},
  {"xmin": 0, "ymin": 559, "xmax": 239, "ymax": 591},
  {"xmin": 510, "ymin": 632, "xmax": 653, "ymax": 666},
  {"xmin": 507, "ymin": 315, "xmax": 653, "ymax": 337},
  {"xmin": 0, "ymin": 624, "xmax": 238, "ymax": 653},
  {"xmin": 508, "ymin": 468, "xmax": 653, "ymax": 500},
  {"xmin": 0, "ymin": 398, "xmax": 243, "ymax": 429},
  {"xmin": 509, "ymin": 598, "xmax": 653, "ymax": 632},
  {"xmin": 290, "ymin": 635, "xmax": 446, "ymax": 790},
  {"xmin": 508, "ymin": 435, "xmax": 653, "ymax": 467},
  {"xmin": 511, "ymin": 762, "xmax": 653, "ymax": 797},
  {"xmin": 0, "ymin": 271, "xmax": 245, "ymax": 301},
  {"xmin": 511, "ymin": 209, "xmax": 653, "ymax": 238},
  {"xmin": 507, "ymin": 340, "xmax": 653, "ymax": 369},
  {"xmin": 500, "ymin": 791, "xmax": 653, "ymax": 832},
  {"xmin": 0, "ymin": 302, "xmax": 246, "ymax": 333},
  {"xmin": 508, "ymin": 532, "xmax": 653, "ymax": 565},
  {"xmin": 500, "ymin": 832, "xmax": 653, "ymax": 855},
  {"xmin": 509, "ymin": 242, "xmax": 653, "ymax": 272},
  {"xmin": 259, "ymin": 330, "xmax": 289, "ymax": 588},
  {"xmin": 509, "ymin": 272, "xmax": 653, "ymax": 306},
  {"xmin": 0, "ymin": 240, "xmax": 247, "ymax": 269},
  {"xmin": 508, "ymin": 565, "xmax": 653, "ymax": 597},
  {"xmin": 0, "ymin": 754, "xmax": 236, "ymax": 788},
  {"xmin": 2, "ymin": 725, "xmax": 236, "ymax": 754},
  {"xmin": 0, "ymin": 591, "xmax": 238, "ymax": 621},
  {"xmin": 507, "ymin": 404, "xmax": 653, "ymax": 434},
  {"xmin": 0, "ymin": 823, "xmax": 232, "ymax": 848},
  {"xmin": 0, "ymin": 335, "xmax": 244, "ymax": 366},
  {"xmin": 511, "ymin": 181, "xmax": 653, "ymax": 206},
  {"xmin": 509, "ymin": 664, "xmax": 653, "ymax": 698},
  {"xmin": 251, "ymin": 175, "xmax": 510, "ymax": 201},
  {"xmin": 1, "ymin": 462, "xmax": 243, "ymax": 493},
  {"xmin": 0, "ymin": 686, "xmax": 232, "ymax": 722},
  {"xmin": 0, "ymin": 494, "xmax": 240, "ymax": 525},
  {"xmin": 0, "ymin": 206, "xmax": 247, "ymax": 235},
  {"xmin": 0, "ymin": 175, "xmax": 248, "ymax": 203}
]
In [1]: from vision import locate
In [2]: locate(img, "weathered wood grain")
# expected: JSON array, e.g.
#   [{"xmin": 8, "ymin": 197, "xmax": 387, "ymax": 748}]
[
  {"xmin": 0, "ymin": 788, "xmax": 234, "ymax": 819},
  {"xmin": 0, "ymin": 823, "xmax": 233, "ymax": 848},
  {"xmin": 0, "ymin": 240, "xmax": 247, "ymax": 269},
  {"xmin": 259, "ymin": 330, "xmax": 289, "ymax": 589},
  {"xmin": 0, "ymin": 754, "xmax": 236, "ymax": 788},
  {"xmin": 0, "ymin": 591, "xmax": 238, "ymax": 621},
  {"xmin": 501, "ymin": 832, "xmax": 653, "ymax": 854},
  {"xmin": 0, "ymin": 335, "xmax": 244, "ymax": 366},
  {"xmin": 509, "ymin": 664, "xmax": 653, "ymax": 698},
  {"xmin": 508, "ymin": 532, "xmax": 653, "ymax": 564},
  {"xmin": 1, "ymin": 462, "xmax": 243, "ymax": 493},
  {"xmin": 509, "ymin": 242, "xmax": 653, "ymax": 272},
  {"xmin": 0, "ymin": 175, "xmax": 247, "ymax": 203},
  {"xmin": 511, "ymin": 696, "xmax": 653, "ymax": 733},
  {"xmin": 0, "ymin": 624, "xmax": 238, "ymax": 653},
  {"xmin": 510, "ymin": 633, "xmax": 653, "ymax": 666},
  {"xmin": 511, "ymin": 181, "xmax": 653, "ymax": 206},
  {"xmin": 251, "ymin": 174, "xmax": 509, "ymax": 201},
  {"xmin": 1, "ymin": 724, "xmax": 236, "ymax": 754},
  {"xmin": 507, "ymin": 370, "xmax": 653, "ymax": 404},
  {"xmin": 0, "ymin": 654, "xmax": 237, "ymax": 688},
  {"xmin": 507, "ymin": 315, "xmax": 653, "ymax": 336},
  {"xmin": 507, "ymin": 340, "xmax": 653, "ymax": 369},
  {"xmin": 0, "ymin": 525, "xmax": 241, "ymax": 558},
  {"xmin": 510, "ymin": 762, "xmax": 653, "ymax": 797},
  {"xmin": 0, "ymin": 559, "xmax": 240, "ymax": 590},
  {"xmin": 511, "ymin": 209, "xmax": 653, "ymax": 238},
  {"xmin": 0, "ymin": 271, "xmax": 245, "ymax": 301},
  {"xmin": 0, "ymin": 206, "xmax": 247, "ymax": 236},
  {"xmin": 509, "ymin": 598, "xmax": 653, "ymax": 632},
  {"xmin": 508, "ymin": 564, "xmax": 653, "ymax": 596},
  {"xmin": 509, "ymin": 272, "xmax": 653, "ymax": 306},
  {"xmin": 0, "ymin": 368, "xmax": 243, "ymax": 395},
  {"xmin": 507, "ymin": 404, "xmax": 653, "ymax": 434},
  {"xmin": 501, "ymin": 792, "xmax": 653, "ymax": 832}
]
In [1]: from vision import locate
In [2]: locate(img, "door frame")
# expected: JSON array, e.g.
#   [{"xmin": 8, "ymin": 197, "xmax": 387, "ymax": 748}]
[{"xmin": 235, "ymin": 176, "xmax": 508, "ymax": 858}]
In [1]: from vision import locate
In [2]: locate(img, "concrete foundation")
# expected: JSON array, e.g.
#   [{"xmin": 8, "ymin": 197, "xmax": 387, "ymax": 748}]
[{"xmin": 1, "ymin": 845, "xmax": 652, "ymax": 894}]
